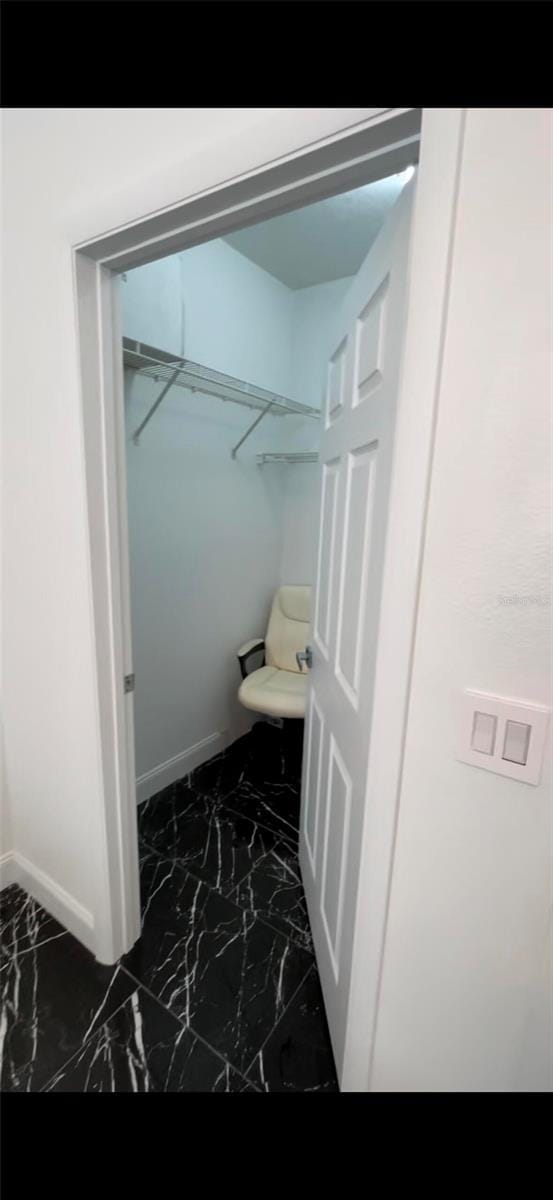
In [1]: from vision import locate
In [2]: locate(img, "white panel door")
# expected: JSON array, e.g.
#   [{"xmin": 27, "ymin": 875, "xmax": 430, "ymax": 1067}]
[{"xmin": 299, "ymin": 179, "xmax": 415, "ymax": 1086}]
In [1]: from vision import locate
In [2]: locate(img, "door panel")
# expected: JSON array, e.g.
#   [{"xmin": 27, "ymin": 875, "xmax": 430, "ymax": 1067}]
[
  {"xmin": 326, "ymin": 338, "xmax": 348, "ymax": 426},
  {"xmin": 303, "ymin": 693, "xmax": 324, "ymax": 871},
  {"xmin": 313, "ymin": 459, "xmax": 340, "ymax": 657},
  {"xmin": 354, "ymin": 276, "xmax": 388, "ymax": 405},
  {"xmin": 335, "ymin": 441, "xmax": 378, "ymax": 705},
  {"xmin": 321, "ymin": 735, "xmax": 352, "ymax": 977},
  {"xmin": 299, "ymin": 179, "xmax": 415, "ymax": 1087}
]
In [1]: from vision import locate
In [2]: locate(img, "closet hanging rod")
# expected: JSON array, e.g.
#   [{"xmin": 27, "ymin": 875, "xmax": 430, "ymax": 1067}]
[
  {"xmin": 123, "ymin": 338, "xmax": 320, "ymax": 445},
  {"xmin": 256, "ymin": 452, "xmax": 319, "ymax": 465}
]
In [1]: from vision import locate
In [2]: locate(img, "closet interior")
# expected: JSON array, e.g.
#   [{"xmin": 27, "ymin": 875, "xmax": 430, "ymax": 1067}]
[
  {"xmin": 116, "ymin": 169, "xmax": 413, "ymax": 1093},
  {"xmin": 121, "ymin": 172, "xmax": 410, "ymax": 797}
]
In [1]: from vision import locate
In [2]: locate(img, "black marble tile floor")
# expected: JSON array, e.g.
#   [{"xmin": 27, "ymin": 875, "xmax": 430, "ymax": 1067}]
[{"xmin": 1, "ymin": 723, "xmax": 338, "ymax": 1092}]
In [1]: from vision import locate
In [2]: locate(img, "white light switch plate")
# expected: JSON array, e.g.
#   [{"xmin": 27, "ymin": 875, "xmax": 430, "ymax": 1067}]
[{"xmin": 459, "ymin": 690, "xmax": 550, "ymax": 785}]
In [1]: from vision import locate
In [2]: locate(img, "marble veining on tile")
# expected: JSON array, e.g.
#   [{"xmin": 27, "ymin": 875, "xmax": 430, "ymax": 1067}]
[
  {"xmin": 191, "ymin": 724, "xmax": 303, "ymax": 848},
  {"xmin": 139, "ymin": 784, "xmax": 278, "ymax": 896},
  {"xmin": 247, "ymin": 966, "xmax": 338, "ymax": 1092},
  {"xmin": 231, "ymin": 842, "xmax": 314, "ymax": 952},
  {"xmin": 44, "ymin": 982, "xmax": 255, "ymax": 1092},
  {"xmin": 224, "ymin": 782, "xmax": 301, "ymax": 849},
  {"xmin": 1, "ymin": 723, "xmax": 338, "ymax": 1093},
  {"xmin": 125, "ymin": 864, "xmax": 313, "ymax": 1075},
  {"xmin": 1, "ymin": 937, "xmax": 134, "ymax": 1093},
  {"xmin": 0, "ymin": 883, "xmax": 67, "ymax": 956}
]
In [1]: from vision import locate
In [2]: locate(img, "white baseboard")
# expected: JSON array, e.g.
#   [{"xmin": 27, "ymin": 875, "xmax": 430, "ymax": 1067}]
[
  {"xmin": 0, "ymin": 850, "xmax": 95, "ymax": 955},
  {"xmin": 136, "ymin": 730, "xmax": 231, "ymax": 805},
  {"xmin": 0, "ymin": 851, "xmax": 18, "ymax": 891}
]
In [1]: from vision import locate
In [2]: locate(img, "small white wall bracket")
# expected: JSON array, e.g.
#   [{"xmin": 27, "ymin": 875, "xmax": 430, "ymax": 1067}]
[{"xmin": 458, "ymin": 689, "xmax": 550, "ymax": 786}]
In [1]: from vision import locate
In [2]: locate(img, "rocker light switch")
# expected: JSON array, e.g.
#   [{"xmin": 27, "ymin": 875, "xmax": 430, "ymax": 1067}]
[
  {"xmin": 459, "ymin": 690, "xmax": 550, "ymax": 785},
  {"xmin": 502, "ymin": 720, "xmax": 531, "ymax": 765},
  {"xmin": 471, "ymin": 712, "xmax": 496, "ymax": 755}
]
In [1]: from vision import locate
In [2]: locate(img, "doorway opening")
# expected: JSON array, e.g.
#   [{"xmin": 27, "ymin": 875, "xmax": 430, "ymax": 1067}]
[
  {"xmin": 72, "ymin": 108, "xmax": 464, "ymax": 1089},
  {"xmin": 110, "ymin": 166, "xmax": 416, "ymax": 1091}
]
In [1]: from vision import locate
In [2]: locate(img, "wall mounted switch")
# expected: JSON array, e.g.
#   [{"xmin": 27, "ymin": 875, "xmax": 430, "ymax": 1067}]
[
  {"xmin": 502, "ymin": 720, "xmax": 531, "ymax": 766},
  {"xmin": 471, "ymin": 711, "xmax": 497, "ymax": 755},
  {"xmin": 459, "ymin": 690, "xmax": 550, "ymax": 785}
]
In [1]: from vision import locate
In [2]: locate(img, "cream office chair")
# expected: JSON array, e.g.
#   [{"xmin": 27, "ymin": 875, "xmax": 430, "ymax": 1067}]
[{"xmin": 237, "ymin": 585, "xmax": 311, "ymax": 720}]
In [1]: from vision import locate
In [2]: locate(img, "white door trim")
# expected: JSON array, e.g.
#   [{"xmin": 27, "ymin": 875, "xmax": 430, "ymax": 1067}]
[
  {"xmin": 75, "ymin": 109, "xmax": 421, "ymax": 269},
  {"xmin": 74, "ymin": 254, "xmax": 141, "ymax": 963},
  {"xmin": 343, "ymin": 108, "xmax": 466, "ymax": 1091},
  {"xmin": 72, "ymin": 105, "xmax": 462, "ymax": 1095}
]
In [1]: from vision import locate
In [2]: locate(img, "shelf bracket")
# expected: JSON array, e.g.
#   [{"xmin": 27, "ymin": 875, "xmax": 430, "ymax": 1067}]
[
  {"xmin": 231, "ymin": 400, "xmax": 275, "ymax": 459},
  {"xmin": 132, "ymin": 366, "xmax": 182, "ymax": 445},
  {"xmin": 256, "ymin": 452, "xmax": 319, "ymax": 465}
]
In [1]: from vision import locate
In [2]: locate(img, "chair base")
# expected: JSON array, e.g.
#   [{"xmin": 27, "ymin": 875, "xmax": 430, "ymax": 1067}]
[{"xmin": 250, "ymin": 716, "xmax": 304, "ymax": 780}]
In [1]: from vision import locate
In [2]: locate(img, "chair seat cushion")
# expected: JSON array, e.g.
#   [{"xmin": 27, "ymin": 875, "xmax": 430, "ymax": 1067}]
[{"xmin": 238, "ymin": 665, "xmax": 307, "ymax": 719}]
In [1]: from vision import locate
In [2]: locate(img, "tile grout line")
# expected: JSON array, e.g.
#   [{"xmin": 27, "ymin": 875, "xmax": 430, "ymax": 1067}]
[
  {"xmin": 6, "ymin": 737, "xmax": 308, "ymax": 1093},
  {"xmin": 119, "ymin": 965, "xmax": 260, "ymax": 1092},
  {"xmin": 222, "ymin": 842, "xmax": 278, "ymax": 902},
  {"xmin": 215, "ymin": 796, "xmax": 300, "ymax": 851},
  {"xmin": 132, "ymin": 828, "xmax": 316, "ymax": 1089},
  {"xmin": 0, "ymin": 928, "xmax": 69, "ymax": 962},
  {"xmin": 129, "ymin": 847, "xmax": 316, "ymax": 1083},
  {"xmin": 140, "ymin": 763, "xmax": 299, "ymax": 859},
  {"xmin": 139, "ymin": 835, "xmax": 277, "ymax": 910},
  {"xmin": 139, "ymin": 835, "xmax": 314, "ymax": 954},
  {"xmin": 122, "ymin": 943, "xmax": 314, "ymax": 1094},
  {"xmin": 4, "ymin": 742, "xmax": 315, "ymax": 1094},
  {"xmin": 141, "ymin": 813, "xmax": 308, "ymax": 925},
  {"xmin": 141, "ymin": 774, "xmax": 301, "ymax": 851},
  {"xmin": 225, "ymin": 837, "xmax": 315, "ymax": 952},
  {"xmin": 188, "ymin": 762, "xmax": 301, "ymax": 848},
  {"xmin": 38, "ymin": 959, "xmax": 261, "ymax": 1094},
  {"xmin": 37, "ymin": 966, "xmax": 135, "ymax": 1092},
  {"xmin": 242, "ymin": 961, "xmax": 316, "ymax": 1086},
  {"xmin": 5, "ymin": 752, "xmax": 306, "ymax": 1092},
  {"xmin": 244, "ymin": 911, "xmax": 314, "ymax": 956},
  {"xmin": 141, "ymin": 737, "xmax": 302, "ymax": 847},
  {"xmin": 228, "ymin": 884, "xmax": 315, "ymax": 955},
  {"xmin": 222, "ymin": 802, "xmax": 299, "ymax": 852}
]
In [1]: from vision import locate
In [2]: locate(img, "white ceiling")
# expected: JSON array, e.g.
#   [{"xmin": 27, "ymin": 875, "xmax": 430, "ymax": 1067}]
[{"xmin": 224, "ymin": 169, "xmax": 413, "ymax": 290}]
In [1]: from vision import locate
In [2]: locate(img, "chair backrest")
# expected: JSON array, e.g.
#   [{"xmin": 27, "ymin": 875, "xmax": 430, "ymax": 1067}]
[{"xmin": 265, "ymin": 585, "xmax": 311, "ymax": 674}]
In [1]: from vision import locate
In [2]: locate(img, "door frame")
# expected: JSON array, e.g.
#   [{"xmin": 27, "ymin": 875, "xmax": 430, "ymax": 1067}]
[{"xmin": 73, "ymin": 107, "xmax": 465, "ymax": 1087}]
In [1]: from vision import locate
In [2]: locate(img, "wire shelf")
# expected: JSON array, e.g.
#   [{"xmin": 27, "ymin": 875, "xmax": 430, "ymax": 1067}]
[{"xmin": 123, "ymin": 338, "xmax": 320, "ymax": 420}]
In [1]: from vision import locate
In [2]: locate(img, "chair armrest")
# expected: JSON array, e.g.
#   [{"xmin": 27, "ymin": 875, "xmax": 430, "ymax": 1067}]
[{"xmin": 237, "ymin": 639, "xmax": 265, "ymax": 680}]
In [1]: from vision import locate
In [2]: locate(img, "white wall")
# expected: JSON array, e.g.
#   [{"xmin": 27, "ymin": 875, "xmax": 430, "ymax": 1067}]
[
  {"xmin": 372, "ymin": 108, "xmax": 552, "ymax": 1093},
  {"xmin": 291, "ymin": 277, "xmax": 352, "ymax": 412},
  {"xmin": 2, "ymin": 105, "xmax": 376, "ymax": 928},
  {"xmin": 0, "ymin": 719, "xmax": 11, "ymax": 864},
  {"xmin": 122, "ymin": 240, "xmax": 293, "ymax": 392},
  {"xmin": 122, "ymin": 242, "xmax": 294, "ymax": 788},
  {"xmin": 279, "ymin": 466, "xmax": 320, "ymax": 585}
]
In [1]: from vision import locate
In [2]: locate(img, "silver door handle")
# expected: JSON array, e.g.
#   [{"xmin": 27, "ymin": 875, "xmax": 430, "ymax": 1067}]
[{"xmin": 296, "ymin": 645, "xmax": 313, "ymax": 671}]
